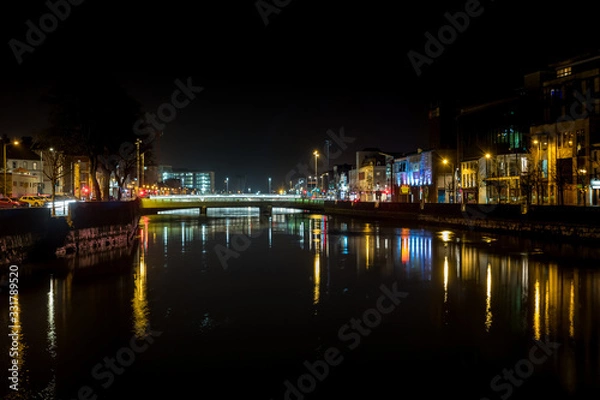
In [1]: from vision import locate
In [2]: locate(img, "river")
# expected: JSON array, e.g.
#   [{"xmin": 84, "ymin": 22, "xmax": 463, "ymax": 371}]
[{"xmin": 1, "ymin": 209, "xmax": 599, "ymax": 399}]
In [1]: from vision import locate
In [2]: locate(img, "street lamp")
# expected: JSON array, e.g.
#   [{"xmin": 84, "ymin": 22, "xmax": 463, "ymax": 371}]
[
  {"xmin": 443, "ymin": 158, "xmax": 456, "ymax": 203},
  {"xmin": 485, "ymin": 153, "xmax": 491, "ymax": 204},
  {"xmin": 225, "ymin": 177, "xmax": 229, "ymax": 194},
  {"xmin": 313, "ymin": 150, "xmax": 319, "ymax": 193},
  {"xmin": 268, "ymin": 177, "xmax": 271, "ymax": 194},
  {"xmin": 443, "ymin": 159, "xmax": 449, "ymax": 203},
  {"xmin": 135, "ymin": 138, "xmax": 142, "ymax": 196},
  {"xmin": 3, "ymin": 140, "xmax": 19, "ymax": 198},
  {"xmin": 579, "ymin": 168, "xmax": 588, "ymax": 206}
]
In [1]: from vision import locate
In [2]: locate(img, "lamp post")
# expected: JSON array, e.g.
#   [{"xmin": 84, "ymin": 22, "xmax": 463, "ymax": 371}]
[
  {"xmin": 579, "ymin": 168, "xmax": 587, "ymax": 206},
  {"xmin": 442, "ymin": 159, "xmax": 449, "ymax": 203},
  {"xmin": 268, "ymin": 177, "xmax": 271, "ymax": 194},
  {"xmin": 39, "ymin": 148, "xmax": 43, "ymax": 194},
  {"xmin": 225, "ymin": 177, "xmax": 229, "ymax": 194},
  {"xmin": 135, "ymin": 138, "xmax": 142, "ymax": 196},
  {"xmin": 443, "ymin": 158, "xmax": 456, "ymax": 203},
  {"xmin": 485, "ymin": 153, "xmax": 491, "ymax": 204},
  {"xmin": 313, "ymin": 150, "xmax": 319, "ymax": 193},
  {"xmin": 3, "ymin": 140, "xmax": 19, "ymax": 198}
]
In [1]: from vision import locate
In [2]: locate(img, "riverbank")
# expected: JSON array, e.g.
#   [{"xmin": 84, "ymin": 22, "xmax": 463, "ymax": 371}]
[
  {"xmin": 322, "ymin": 201, "xmax": 600, "ymax": 242},
  {"xmin": 0, "ymin": 200, "xmax": 140, "ymax": 268}
]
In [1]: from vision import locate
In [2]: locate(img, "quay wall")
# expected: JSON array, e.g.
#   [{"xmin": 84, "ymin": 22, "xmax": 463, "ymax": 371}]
[
  {"xmin": 322, "ymin": 201, "xmax": 600, "ymax": 241},
  {"xmin": 0, "ymin": 200, "xmax": 140, "ymax": 267}
]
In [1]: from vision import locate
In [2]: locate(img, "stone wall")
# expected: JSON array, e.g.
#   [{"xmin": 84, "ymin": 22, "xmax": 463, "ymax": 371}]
[
  {"xmin": 323, "ymin": 201, "xmax": 600, "ymax": 241},
  {"xmin": 0, "ymin": 200, "xmax": 140, "ymax": 267}
]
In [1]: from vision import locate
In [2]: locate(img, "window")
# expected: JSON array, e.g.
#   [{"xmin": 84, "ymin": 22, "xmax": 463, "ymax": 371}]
[
  {"xmin": 557, "ymin": 67, "xmax": 572, "ymax": 78},
  {"xmin": 33, "ymin": 162, "xmax": 37, "ymax": 170},
  {"xmin": 550, "ymin": 88, "xmax": 563, "ymax": 99},
  {"xmin": 428, "ymin": 107, "xmax": 440, "ymax": 119},
  {"xmin": 12, "ymin": 161, "xmax": 17, "ymax": 168},
  {"xmin": 22, "ymin": 161, "xmax": 27, "ymax": 169}
]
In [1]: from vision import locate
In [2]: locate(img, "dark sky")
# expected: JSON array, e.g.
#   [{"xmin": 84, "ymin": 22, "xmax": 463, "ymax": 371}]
[{"xmin": 1, "ymin": 0, "xmax": 599, "ymax": 192}]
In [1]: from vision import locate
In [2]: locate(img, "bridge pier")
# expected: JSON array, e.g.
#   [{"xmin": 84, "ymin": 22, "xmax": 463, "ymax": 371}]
[
  {"xmin": 260, "ymin": 204, "xmax": 272, "ymax": 217},
  {"xmin": 199, "ymin": 206, "xmax": 207, "ymax": 217}
]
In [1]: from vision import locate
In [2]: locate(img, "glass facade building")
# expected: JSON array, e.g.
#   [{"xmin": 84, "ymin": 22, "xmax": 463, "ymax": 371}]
[{"xmin": 161, "ymin": 168, "xmax": 215, "ymax": 193}]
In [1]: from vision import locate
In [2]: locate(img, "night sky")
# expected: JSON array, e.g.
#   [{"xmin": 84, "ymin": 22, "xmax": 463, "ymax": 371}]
[{"xmin": 1, "ymin": 0, "xmax": 598, "ymax": 192}]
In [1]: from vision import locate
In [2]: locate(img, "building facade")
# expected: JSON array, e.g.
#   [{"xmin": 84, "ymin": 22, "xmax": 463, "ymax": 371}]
[
  {"xmin": 527, "ymin": 52, "xmax": 600, "ymax": 206},
  {"xmin": 161, "ymin": 168, "xmax": 215, "ymax": 193}
]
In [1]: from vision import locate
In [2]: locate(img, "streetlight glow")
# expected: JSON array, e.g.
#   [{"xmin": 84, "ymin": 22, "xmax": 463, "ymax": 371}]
[{"xmin": 313, "ymin": 150, "xmax": 319, "ymax": 193}]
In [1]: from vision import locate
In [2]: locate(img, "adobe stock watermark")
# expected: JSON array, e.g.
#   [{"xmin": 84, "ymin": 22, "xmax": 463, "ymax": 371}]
[
  {"xmin": 480, "ymin": 336, "xmax": 560, "ymax": 400},
  {"xmin": 7, "ymin": 264, "xmax": 20, "ymax": 392},
  {"xmin": 284, "ymin": 127, "xmax": 356, "ymax": 189},
  {"xmin": 255, "ymin": 0, "xmax": 292, "ymax": 26},
  {"xmin": 9, "ymin": 0, "xmax": 85, "ymax": 65},
  {"xmin": 214, "ymin": 214, "xmax": 271, "ymax": 270},
  {"xmin": 99, "ymin": 77, "xmax": 203, "ymax": 177},
  {"xmin": 407, "ymin": 0, "xmax": 488, "ymax": 77},
  {"xmin": 555, "ymin": 88, "xmax": 599, "ymax": 132},
  {"xmin": 66, "ymin": 328, "xmax": 162, "ymax": 400},
  {"xmin": 214, "ymin": 126, "xmax": 355, "ymax": 270},
  {"xmin": 271, "ymin": 282, "xmax": 408, "ymax": 400},
  {"xmin": 132, "ymin": 77, "xmax": 204, "ymax": 138}
]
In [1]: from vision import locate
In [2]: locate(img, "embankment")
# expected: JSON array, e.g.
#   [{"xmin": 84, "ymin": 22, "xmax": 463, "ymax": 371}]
[
  {"xmin": 0, "ymin": 200, "xmax": 140, "ymax": 267},
  {"xmin": 323, "ymin": 201, "xmax": 600, "ymax": 241}
]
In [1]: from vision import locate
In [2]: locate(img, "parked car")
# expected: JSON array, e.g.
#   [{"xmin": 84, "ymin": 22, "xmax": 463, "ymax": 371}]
[
  {"xmin": 19, "ymin": 196, "xmax": 45, "ymax": 207},
  {"xmin": 0, "ymin": 198, "xmax": 22, "ymax": 208},
  {"xmin": 10, "ymin": 197, "xmax": 29, "ymax": 207},
  {"xmin": 34, "ymin": 196, "xmax": 51, "ymax": 203}
]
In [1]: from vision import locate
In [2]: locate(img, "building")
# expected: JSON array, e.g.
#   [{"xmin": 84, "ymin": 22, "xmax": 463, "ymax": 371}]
[
  {"xmin": 1, "ymin": 139, "xmax": 48, "ymax": 196},
  {"xmin": 350, "ymin": 148, "xmax": 395, "ymax": 201},
  {"xmin": 393, "ymin": 148, "xmax": 453, "ymax": 203},
  {"xmin": 2, "ymin": 171, "xmax": 39, "ymax": 198},
  {"xmin": 161, "ymin": 167, "xmax": 215, "ymax": 193},
  {"xmin": 456, "ymin": 92, "xmax": 531, "ymax": 204},
  {"xmin": 332, "ymin": 163, "xmax": 353, "ymax": 200},
  {"xmin": 527, "ymin": 51, "xmax": 600, "ymax": 206}
]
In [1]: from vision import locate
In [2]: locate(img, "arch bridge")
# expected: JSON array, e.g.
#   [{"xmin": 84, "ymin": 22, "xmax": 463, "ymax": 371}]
[{"xmin": 139, "ymin": 194, "xmax": 325, "ymax": 216}]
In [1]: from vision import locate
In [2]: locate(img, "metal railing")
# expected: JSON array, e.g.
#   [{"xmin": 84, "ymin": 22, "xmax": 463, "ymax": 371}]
[{"xmin": 141, "ymin": 194, "xmax": 324, "ymax": 204}]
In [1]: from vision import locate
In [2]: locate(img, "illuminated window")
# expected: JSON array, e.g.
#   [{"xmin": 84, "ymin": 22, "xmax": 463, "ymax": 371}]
[
  {"xmin": 557, "ymin": 67, "xmax": 571, "ymax": 78},
  {"xmin": 428, "ymin": 107, "xmax": 440, "ymax": 119}
]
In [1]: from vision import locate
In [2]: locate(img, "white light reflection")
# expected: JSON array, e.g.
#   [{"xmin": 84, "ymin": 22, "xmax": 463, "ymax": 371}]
[
  {"xmin": 443, "ymin": 256, "xmax": 449, "ymax": 304},
  {"xmin": 268, "ymin": 216, "xmax": 272, "ymax": 248},
  {"xmin": 485, "ymin": 262, "xmax": 492, "ymax": 332},
  {"xmin": 181, "ymin": 221, "xmax": 185, "ymax": 252},
  {"xmin": 42, "ymin": 276, "xmax": 57, "ymax": 398},
  {"xmin": 226, "ymin": 218, "xmax": 230, "ymax": 246},
  {"xmin": 47, "ymin": 277, "xmax": 57, "ymax": 357}
]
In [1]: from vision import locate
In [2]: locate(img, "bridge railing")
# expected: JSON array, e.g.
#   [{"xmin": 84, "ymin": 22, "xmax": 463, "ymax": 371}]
[{"xmin": 142, "ymin": 195, "xmax": 324, "ymax": 204}]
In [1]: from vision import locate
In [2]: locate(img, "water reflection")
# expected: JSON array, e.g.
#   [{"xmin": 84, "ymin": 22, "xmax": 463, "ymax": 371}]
[
  {"xmin": 132, "ymin": 243, "xmax": 149, "ymax": 338},
  {"xmin": 1, "ymin": 212, "xmax": 599, "ymax": 399},
  {"xmin": 485, "ymin": 262, "xmax": 492, "ymax": 332}
]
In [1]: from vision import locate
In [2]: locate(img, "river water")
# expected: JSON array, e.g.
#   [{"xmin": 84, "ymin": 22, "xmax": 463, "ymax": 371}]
[{"xmin": 1, "ymin": 209, "xmax": 599, "ymax": 399}]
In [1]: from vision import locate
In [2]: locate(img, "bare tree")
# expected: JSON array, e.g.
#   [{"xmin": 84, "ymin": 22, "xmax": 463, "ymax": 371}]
[
  {"xmin": 520, "ymin": 151, "xmax": 546, "ymax": 207},
  {"xmin": 42, "ymin": 149, "xmax": 70, "ymax": 216}
]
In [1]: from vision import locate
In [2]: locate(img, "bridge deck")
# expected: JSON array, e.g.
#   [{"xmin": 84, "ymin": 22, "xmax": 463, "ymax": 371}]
[{"xmin": 139, "ymin": 195, "xmax": 325, "ymax": 214}]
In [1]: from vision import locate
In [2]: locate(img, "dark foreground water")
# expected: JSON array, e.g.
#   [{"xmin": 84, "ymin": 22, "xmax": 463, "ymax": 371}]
[{"xmin": 1, "ymin": 209, "xmax": 600, "ymax": 400}]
